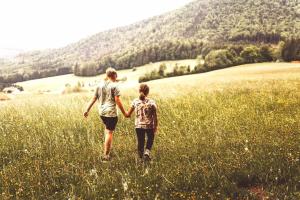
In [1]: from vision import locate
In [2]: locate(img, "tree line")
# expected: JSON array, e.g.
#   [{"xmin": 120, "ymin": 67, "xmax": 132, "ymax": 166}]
[
  {"xmin": 0, "ymin": 67, "xmax": 71, "ymax": 88},
  {"xmin": 73, "ymin": 40, "xmax": 206, "ymax": 76},
  {"xmin": 75, "ymin": 38, "xmax": 300, "ymax": 77},
  {"xmin": 138, "ymin": 40, "xmax": 300, "ymax": 83}
]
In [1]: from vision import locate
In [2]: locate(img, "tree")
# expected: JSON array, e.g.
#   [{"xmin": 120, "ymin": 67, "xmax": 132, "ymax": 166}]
[
  {"xmin": 272, "ymin": 41, "xmax": 285, "ymax": 61},
  {"xmin": 259, "ymin": 45, "xmax": 273, "ymax": 62},
  {"xmin": 73, "ymin": 63, "xmax": 80, "ymax": 76},
  {"xmin": 158, "ymin": 63, "xmax": 167, "ymax": 76},
  {"xmin": 240, "ymin": 46, "xmax": 262, "ymax": 63},
  {"xmin": 204, "ymin": 49, "xmax": 235, "ymax": 70},
  {"xmin": 281, "ymin": 38, "xmax": 300, "ymax": 62}
]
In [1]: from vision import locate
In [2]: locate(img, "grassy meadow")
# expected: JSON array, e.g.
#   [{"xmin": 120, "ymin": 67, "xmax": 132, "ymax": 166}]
[{"xmin": 0, "ymin": 62, "xmax": 300, "ymax": 199}]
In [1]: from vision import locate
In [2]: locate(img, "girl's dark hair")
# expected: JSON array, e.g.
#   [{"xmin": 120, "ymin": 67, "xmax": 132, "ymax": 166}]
[{"xmin": 139, "ymin": 84, "xmax": 149, "ymax": 100}]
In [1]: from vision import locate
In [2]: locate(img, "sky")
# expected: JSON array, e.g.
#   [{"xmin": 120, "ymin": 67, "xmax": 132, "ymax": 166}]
[{"xmin": 0, "ymin": 0, "xmax": 192, "ymax": 56}]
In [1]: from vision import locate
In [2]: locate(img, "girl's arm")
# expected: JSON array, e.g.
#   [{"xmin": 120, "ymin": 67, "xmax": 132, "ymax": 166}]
[
  {"xmin": 126, "ymin": 107, "xmax": 135, "ymax": 118},
  {"xmin": 84, "ymin": 96, "xmax": 97, "ymax": 118}
]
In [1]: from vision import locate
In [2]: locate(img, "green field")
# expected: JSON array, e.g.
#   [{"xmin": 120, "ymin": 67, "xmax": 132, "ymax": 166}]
[{"xmin": 1, "ymin": 62, "xmax": 300, "ymax": 199}]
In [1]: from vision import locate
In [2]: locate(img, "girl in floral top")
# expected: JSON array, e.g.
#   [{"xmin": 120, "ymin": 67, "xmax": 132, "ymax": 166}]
[{"xmin": 126, "ymin": 84, "xmax": 158, "ymax": 161}]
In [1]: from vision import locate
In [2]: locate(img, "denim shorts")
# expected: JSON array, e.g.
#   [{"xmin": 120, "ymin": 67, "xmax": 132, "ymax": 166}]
[{"xmin": 100, "ymin": 116, "xmax": 118, "ymax": 131}]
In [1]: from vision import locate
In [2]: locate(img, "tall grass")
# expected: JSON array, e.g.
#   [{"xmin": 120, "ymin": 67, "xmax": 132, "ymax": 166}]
[{"xmin": 0, "ymin": 79, "xmax": 300, "ymax": 199}]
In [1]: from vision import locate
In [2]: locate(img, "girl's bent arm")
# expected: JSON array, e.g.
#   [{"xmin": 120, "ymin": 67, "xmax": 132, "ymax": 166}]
[{"xmin": 126, "ymin": 107, "xmax": 135, "ymax": 118}]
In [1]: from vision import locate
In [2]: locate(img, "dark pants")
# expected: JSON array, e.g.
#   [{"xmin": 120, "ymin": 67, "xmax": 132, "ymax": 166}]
[{"xmin": 135, "ymin": 128, "xmax": 155, "ymax": 158}]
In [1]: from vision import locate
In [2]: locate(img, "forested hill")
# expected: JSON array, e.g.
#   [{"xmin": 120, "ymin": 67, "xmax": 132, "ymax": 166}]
[{"xmin": 1, "ymin": 0, "xmax": 299, "ymax": 83}]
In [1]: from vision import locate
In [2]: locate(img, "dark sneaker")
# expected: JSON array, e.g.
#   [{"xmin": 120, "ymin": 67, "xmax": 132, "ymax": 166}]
[{"xmin": 143, "ymin": 150, "xmax": 151, "ymax": 162}]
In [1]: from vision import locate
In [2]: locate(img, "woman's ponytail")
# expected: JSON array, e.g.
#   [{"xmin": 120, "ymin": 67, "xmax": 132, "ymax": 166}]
[
  {"xmin": 139, "ymin": 92, "xmax": 146, "ymax": 100},
  {"xmin": 139, "ymin": 84, "xmax": 149, "ymax": 101}
]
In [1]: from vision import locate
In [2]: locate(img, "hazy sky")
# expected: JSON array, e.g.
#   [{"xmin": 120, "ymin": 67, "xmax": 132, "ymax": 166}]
[{"xmin": 0, "ymin": 0, "xmax": 192, "ymax": 52}]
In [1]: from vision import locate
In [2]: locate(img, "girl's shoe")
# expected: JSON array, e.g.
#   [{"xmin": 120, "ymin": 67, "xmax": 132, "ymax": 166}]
[{"xmin": 143, "ymin": 149, "xmax": 151, "ymax": 161}]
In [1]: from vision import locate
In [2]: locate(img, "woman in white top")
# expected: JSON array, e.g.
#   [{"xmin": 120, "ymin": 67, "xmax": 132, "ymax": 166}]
[{"xmin": 84, "ymin": 67, "xmax": 127, "ymax": 161}]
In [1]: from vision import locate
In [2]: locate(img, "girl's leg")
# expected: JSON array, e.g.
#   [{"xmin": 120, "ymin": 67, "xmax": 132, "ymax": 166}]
[
  {"xmin": 145, "ymin": 129, "xmax": 155, "ymax": 151},
  {"xmin": 135, "ymin": 128, "xmax": 145, "ymax": 158},
  {"xmin": 104, "ymin": 129, "xmax": 113, "ymax": 157}
]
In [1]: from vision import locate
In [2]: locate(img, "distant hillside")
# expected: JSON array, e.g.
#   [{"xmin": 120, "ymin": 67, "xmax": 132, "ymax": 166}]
[{"xmin": 0, "ymin": 0, "xmax": 299, "ymax": 85}]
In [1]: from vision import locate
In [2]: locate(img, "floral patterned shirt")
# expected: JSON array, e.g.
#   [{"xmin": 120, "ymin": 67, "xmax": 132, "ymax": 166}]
[{"xmin": 131, "ymin": 98, "xmax": 157, "ymax": 129}]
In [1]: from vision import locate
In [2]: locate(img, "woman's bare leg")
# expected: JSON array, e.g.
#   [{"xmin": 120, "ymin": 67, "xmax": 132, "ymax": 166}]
[{"xmin": 104, "ymin": 129, "xmax": 113, "ymax": 157}]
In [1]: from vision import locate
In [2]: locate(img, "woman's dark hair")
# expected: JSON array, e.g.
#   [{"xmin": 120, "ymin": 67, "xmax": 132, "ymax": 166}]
[{"xmin": 139, "ymin": 84, "xmax": 149, "ymax": 100}]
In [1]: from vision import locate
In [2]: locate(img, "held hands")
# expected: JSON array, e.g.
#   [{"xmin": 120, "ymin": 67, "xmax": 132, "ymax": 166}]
[
  {"xmin": 84, "ymin": 110, "xmax": 130, "ymax": 118},
  {"xmin": 124, "ymin": 112, "xmax": 131, "ymax": 118}
]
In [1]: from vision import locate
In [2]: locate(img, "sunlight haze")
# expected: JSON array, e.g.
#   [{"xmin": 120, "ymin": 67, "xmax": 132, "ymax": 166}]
[{"xmin": 0, "ymin": 0, "xmax": 192, "ymax": 55}]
